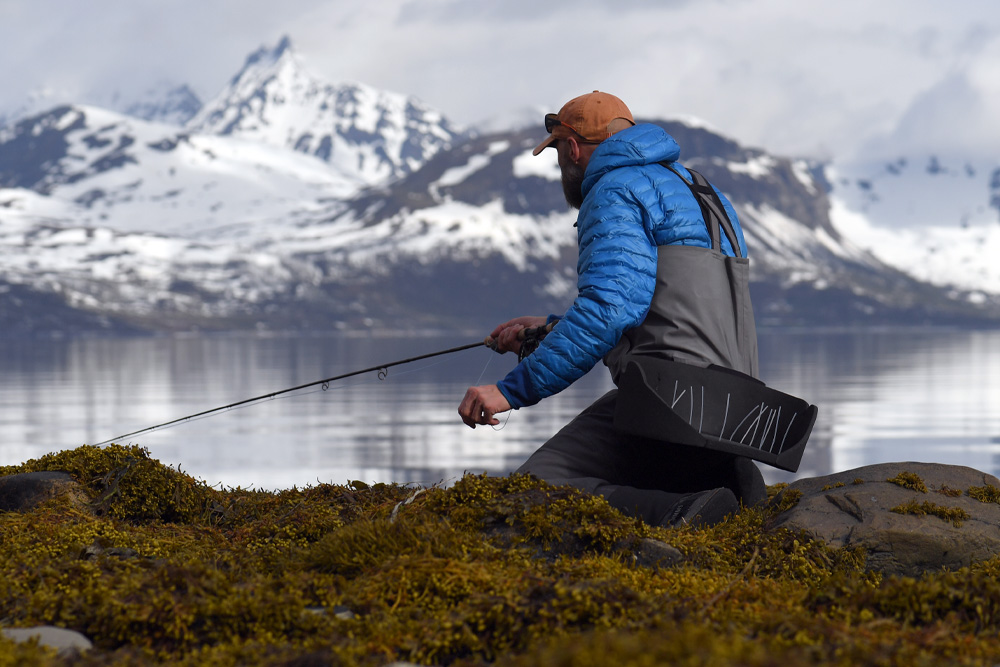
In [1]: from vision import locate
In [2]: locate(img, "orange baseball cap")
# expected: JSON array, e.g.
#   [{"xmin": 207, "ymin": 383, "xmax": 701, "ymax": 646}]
[{"xmin": 533, "ymin": 91, "xmax": 635, "ymax": 155}]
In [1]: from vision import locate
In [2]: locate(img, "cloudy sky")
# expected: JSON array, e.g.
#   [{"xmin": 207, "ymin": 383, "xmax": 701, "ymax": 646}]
[{"xmin": 2, "ymin": 0, "xmax": 999, "ymax": 163}]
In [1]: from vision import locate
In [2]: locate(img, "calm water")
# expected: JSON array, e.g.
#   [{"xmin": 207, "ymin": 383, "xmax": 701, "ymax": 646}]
[{"xmin": 2, "ymin": 329, "xmax": 999, "ymax": 489}]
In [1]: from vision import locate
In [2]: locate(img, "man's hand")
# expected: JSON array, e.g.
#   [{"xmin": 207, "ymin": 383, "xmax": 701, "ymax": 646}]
[
  {"xmin": 458, "ymin": 384, "xmax": 512, "ymax": 428},
  {"xmin": 486, "ymin": 315, "xmax": 549, "ymax": 355}
]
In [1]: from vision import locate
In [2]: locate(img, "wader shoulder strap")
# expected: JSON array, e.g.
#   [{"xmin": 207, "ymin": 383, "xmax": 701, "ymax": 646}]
[{"xmin": 659, "ymin": 163, "xmax": 743, "ymax": 259}]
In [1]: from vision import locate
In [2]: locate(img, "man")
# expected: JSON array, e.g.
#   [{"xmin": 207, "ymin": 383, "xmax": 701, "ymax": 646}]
[{"xmin": 458, "ymin": 91, "xmax": 765, "ymax": 527}]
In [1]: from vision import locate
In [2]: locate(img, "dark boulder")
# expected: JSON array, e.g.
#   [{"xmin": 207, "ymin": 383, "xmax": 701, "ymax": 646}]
[
  {"xmin": 0, "ymin": 471, "xmax": 83, "ymax": 512},
  {"xmin": 768, "ymin": 461, "xmax": 1000, "ymax": 576}
]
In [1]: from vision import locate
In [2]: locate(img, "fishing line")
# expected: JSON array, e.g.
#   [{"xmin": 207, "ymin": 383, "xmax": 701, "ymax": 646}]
[
  {"xmin": 470, "ymin": 345, "xmax": 513, "ymax": 431},
  {"xmin": 491, "ymin": 410, "xmax": 514, "ymax": 431},
  {"xmin": 475, "ymin": 345, "xmax": 495, "ymax": 386},
  {"xmin": 93, "ymin": 340, "xmax": 487, "ymax": 446}
]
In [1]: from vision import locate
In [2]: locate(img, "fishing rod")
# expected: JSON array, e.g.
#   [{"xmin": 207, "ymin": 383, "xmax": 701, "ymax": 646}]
[{"xmin": 93, "ymin": 339, "xmax": 489, "ymax": 447}]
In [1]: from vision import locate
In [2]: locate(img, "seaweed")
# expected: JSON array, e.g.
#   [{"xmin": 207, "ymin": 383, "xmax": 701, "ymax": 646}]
[
  {"xmin": 886, "ymin": 472, "xmax": 928, "ymax": 493},
  {"xmin": 890, "ymin": 500, "xmax": 970, "ymax": 527},
  {"xmin": 968, "ymin": 484, "xmax": 1000, "ymax": 504},
  {"xmin": 0, "ymin": 445, "xmax": 999, "ymax": 665}
]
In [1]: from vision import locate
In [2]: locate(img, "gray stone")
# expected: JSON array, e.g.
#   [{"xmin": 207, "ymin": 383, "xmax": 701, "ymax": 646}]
[
  {"xmin": 768, "ymin": 461, "xmax": 1000, "ymax": 576},
  {"xmin": 303, "ymin": 605, "xmax": 356, "ymax": 620},
  {"xmin": 0, "ymin": 471, "xmax": 81, "ymax": 512},
  {"xmin": 633, "ymin": 538, "xmax": 684, "ymax": 569},
  {"xmin": 331, "ymin": 604, "xmax": 356, "ymax": 620},
  {"xmin": 80, "ymin": 541, "xmax": 139, "ymax": 561},
  {"xmin": 2, "ymin": 626, "xmax": 93, "ymax": 653}
]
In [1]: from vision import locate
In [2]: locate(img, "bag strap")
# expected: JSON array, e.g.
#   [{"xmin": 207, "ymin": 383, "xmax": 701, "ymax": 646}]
[{"xmin": 659, "ymin": 163, "xmax": 743, "ymax": 259}]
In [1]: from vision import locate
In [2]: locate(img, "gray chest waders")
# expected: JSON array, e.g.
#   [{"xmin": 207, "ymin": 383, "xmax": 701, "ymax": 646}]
[{"xmin": 606, "ymin": 165, "xmax": 817, "ymax": 472}]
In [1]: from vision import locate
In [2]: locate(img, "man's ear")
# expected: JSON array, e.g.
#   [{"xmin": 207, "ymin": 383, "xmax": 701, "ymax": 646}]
[{"xmin": 566, "ymin": 136, "xmax": 582, "ymax": 164}]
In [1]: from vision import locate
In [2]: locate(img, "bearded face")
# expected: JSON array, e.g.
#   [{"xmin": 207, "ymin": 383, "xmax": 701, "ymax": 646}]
[{"xmin": 557, "ymin": 141, "xmax": 586, "ymax": 210}]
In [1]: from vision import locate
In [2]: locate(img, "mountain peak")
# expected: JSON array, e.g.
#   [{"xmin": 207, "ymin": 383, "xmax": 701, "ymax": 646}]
[
  {"xmin": 188, "ymin": 38, "xmax": 462, "ymax": 184},
  {"xmin": 232, "ymin": 35, "xmax": 295, "ymax": 86}
]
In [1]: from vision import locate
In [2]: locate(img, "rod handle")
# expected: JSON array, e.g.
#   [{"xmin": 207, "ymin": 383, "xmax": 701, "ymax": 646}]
[{"xmin": 484, "ymin": 322, "xmax": 554, "ymax": 352}]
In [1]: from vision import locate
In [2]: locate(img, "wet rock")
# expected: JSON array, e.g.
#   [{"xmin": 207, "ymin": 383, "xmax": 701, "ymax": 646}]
[
  {"xmin": 633, "ymin": 538, "xmax": 684, "ymax": 569},
  {"xmin": 768, "ymin": 461, "xmax": 1000, "ymax": 576},
  {"xmin": 1, "ymin": 626, "xmax": 93, "ymax": 655},
  {"xmin": 331, "ymin": 604, "xmax": 356, "ymax": 620},
  {"xmin": 0, "ymin": 471, "xmax": 83, "ymax": 512},
  {"xmin": 80, "ymin": 540, "xmax": 140, "ymax": 561},
  {"xmin": 303, "ymin": 605, "xmax": 356, "ymax": 620}
]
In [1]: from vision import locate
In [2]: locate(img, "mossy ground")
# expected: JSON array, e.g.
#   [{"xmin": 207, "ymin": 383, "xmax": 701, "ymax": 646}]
[{"xmin": 2, "ymin": 445, "xmax": 1000, "ymax": 666}]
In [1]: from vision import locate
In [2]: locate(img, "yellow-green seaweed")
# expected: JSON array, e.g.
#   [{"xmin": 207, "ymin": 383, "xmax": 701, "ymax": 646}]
[
  {"xmin": 886, "ymin": 471, "xmax": 929, "ymax": 493},
  {"xmin": 890, "ymin": 499, "xmax": 971, "ymax": 527},
  {"xmin": 968, "ymin": 484, "xmax": 1000, "ymax": 504},
  {"xmin": 0, "ymin": 445, "xmax": 999, "ymax": 666}
]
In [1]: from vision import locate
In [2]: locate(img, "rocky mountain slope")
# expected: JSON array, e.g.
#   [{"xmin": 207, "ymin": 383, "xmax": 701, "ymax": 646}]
[{"xmin": 0, "ymin": 38, "xmax": 998, "ymax": 337}]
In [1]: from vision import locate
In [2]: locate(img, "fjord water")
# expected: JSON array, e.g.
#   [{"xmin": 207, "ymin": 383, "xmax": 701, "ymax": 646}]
[{"xmin": 2, "ymin": 329, "xmax": 999, "ymax": 490}]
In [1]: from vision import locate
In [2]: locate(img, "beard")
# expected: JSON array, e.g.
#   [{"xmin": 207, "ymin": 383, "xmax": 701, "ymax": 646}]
[{"xmin": 560, "ymin": 160, "xmax": 585, "ymax": 210}]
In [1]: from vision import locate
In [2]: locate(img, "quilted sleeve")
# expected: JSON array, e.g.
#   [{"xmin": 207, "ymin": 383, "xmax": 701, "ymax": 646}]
[{"xmin": 496, "ymin": 179, "xmax": 657, "ymax": 408}]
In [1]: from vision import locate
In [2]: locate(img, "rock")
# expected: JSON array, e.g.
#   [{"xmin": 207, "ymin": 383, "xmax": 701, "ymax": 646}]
[
  {"xmin": 0, "ymin": 471, "xmax": 84, "ymax": 512},
  {"xmin": 331, "ymin": 605, "xmax": 356, "ymax": 620},
  {"xmin": 633, "ymin": 538, "xmax": 684, "ymax": 569},
  {"xmin": 303, "ymin": 605, "xmax": 356, "ymax": 620},
  {"xmin": 1, "ymin": 626, "xmax": 93, "ymax": 654},
  {"xmin": 80, "ymin": 541, "xmax": 139, "ymax": 561},
  {"xmin": 768, "ymin": 461, "xmax": 1000, "ymax": 576}
]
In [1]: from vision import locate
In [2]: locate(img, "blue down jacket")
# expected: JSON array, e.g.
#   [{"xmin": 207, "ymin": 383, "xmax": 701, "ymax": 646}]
[{"xmin": 496, "ymin": 123, "xmax": 748, "ymax": 409}]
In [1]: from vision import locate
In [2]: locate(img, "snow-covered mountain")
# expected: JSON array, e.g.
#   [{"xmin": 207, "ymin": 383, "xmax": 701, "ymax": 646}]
[
  {"xmin": 828, "ymin": 155, "xmax": 1000, "ymax": 297},
  {"xmin": 186, "ymin": 36, "xmax": 463, "ymax": 186},
  {"xmin": 123, "ymin": 83, "xmax": 203, "ymax": 126},
  {"xmin": 0, "ymin": 80, "xmax": 203, "ymax": 132},
  {"xmin": 0, "ymin": 104, "xmax": 363, "ymax": 238},
  {"xmin": 0, "ymin": 86, "xmax": 73, "ymax": 130},
  {"xmin": 286, "ymin": 120, "xmax": 1000, "ymax": 331},
  {"xmin": 0, "ymin": 37, "xmax": 998, "ymax": 336}
]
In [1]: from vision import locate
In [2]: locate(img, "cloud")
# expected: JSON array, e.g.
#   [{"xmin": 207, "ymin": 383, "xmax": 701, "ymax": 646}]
[
  {"xmin": 858, "ymin": 64, "xmax": 1000, "ymax": 162},
  {"xmin": 1, "ymin": 0, "xmax": 999, "ymax": 164},
  {"xmin": 395, "ymin": 0, "xmax": 697, "ymax": 23}
]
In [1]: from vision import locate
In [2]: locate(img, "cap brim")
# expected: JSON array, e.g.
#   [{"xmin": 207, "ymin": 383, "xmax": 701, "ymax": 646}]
[{"xmin": 532, "ymin": 134, "xmax": 557, "ymax": 156}]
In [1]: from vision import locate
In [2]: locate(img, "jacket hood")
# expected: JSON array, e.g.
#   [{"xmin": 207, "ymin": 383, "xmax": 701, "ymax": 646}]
[{"xmin": 582, "ymin": 123, "xmax": 681, "ymax": 196}]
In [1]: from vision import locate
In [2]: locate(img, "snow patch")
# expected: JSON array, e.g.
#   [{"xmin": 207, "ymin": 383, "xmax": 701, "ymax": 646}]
[
  {"xmin": 829, "ymin": 196, "xmax": 1000, "ymax": 295},
  {"xmin": 434, "ymin": 141, "xmax": 508, "ymax": 188},
  {"xmin": 726, "ymin": 154, "xmax": 777, "ymax": 178},
  {"xmin": 792, "ymin": 160, "xmax": 818, "ymax": 195},
  {"xmin": 513, "ymin": 148, "xmax": 560, "ymax": 181}
]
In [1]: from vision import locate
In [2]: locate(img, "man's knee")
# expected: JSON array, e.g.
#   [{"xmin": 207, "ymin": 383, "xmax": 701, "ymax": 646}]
[{"xmin": 730, "ymin": 457, "xmax": 767, "ymax": 506}]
